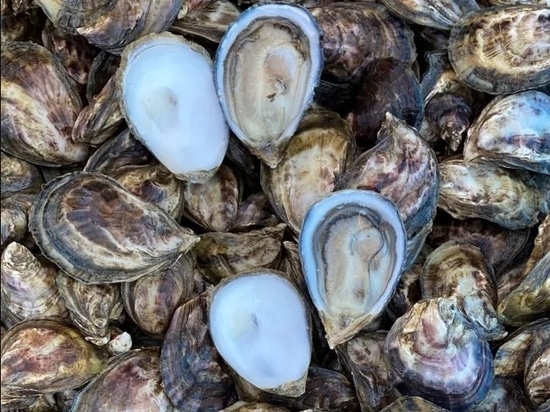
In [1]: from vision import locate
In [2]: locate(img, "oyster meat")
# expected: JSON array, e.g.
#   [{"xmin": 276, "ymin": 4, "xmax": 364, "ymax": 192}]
[
  {"xmin": 299, "ymin": 189, "xmax": 407, "ymax": 348},
  {"xmin": 118, "ymin": 32, "xmax": 229, "ymax": 183},
  {"xmin": 214, "ymin": 3, "xmax": 323, "ymax": 167}
]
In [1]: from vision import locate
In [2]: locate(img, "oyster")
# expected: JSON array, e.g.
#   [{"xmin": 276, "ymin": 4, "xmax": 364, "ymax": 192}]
[
  {"xmin": 308, "ymin": 2, "xmax": 416, "ymax": 85},
  {"xmin": 468, "ymin": 377, "xmax": 531, "ymax": 412},
  {"xmin": 448, "ymin": 5, "xmax": 550, "ymax": 94},
  {"xmin": 1, "ymin": 152, "xmax": 44, "ymax": 199},
  {"xmin": 209, "ymin": 270, "xmax": 311, "ymax": 397},
  {"xmin": 438, "ymin": 158, "xmax": 548, "ymax": 229},
  {"xmin": 0, "ymin": 194, "xmax": 35, "ymax": 250},
  {"xmin": 421, "ymin": 241, "xmax": 506, "ymax": 340},
  {"xmin": 524, "ymin": 327, "xmax": 550, "ymax": 407},
  {"xmin": 379, "ymin": 396, "xmax": 449, "ymax": 411},
  {"xmin": 1, "ymin": 318, "xmax": 107, "ymax": 404},
  {"xmin": 118, "ymin": 32, "xmax": 229, "ymax": 183},
  {"xmin": 214, "ymin": 3, "xmax": 323, "ymax": 167},
  {"xmin": 260, "ymin": 107, "xmax": 355, "ymax": 235},
  {"xmin": 221, "ymin": 402, "xmax": 290, "ymax": 412},
  {"xmin": 160, "ymin": 294, "xmax": 235, "ymax": 411},
  {"xmin": 71, "ymin": 348, "xmax": 175, "ymax": 411},
  {"xmin": 1, "ymin": 41, "xmax": 88, "ymax": 166},
  {"xmin": 29, "ymin": 172, "xmax": 199, "ymax": 283},
  {"xmin": 464, "ymin": 90, "xmax": 550, "ymax": 175},
  {"xmin": 299, "ymin": 189, "xmax": 407, "ymax": 348},
  {"xmin": 1, "ymin": 242, "xmax": 68, "ymax": 328},
  {"xmin": 55, "ymin": 271, "xmax": 124, "ymax": 345},
  {"xmin": 385, "ymin": 298, "xmax": 494, "ymax": 410}
]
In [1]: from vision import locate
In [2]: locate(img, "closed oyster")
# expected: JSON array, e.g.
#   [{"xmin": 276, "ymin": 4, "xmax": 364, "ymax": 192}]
[
  {"xmin": 209, "ymin": 270, "xmax": 312, "ymax": 397},
  {"xmin": 438, "ymin": 158, "xmax": 548, "ymax": 229},
  {"xmin": 498, "ymin": 215, "xmax": 550, "ymax": 326},
  {"xmin": 468, "ymin": 377, "xmax": 531, "ymax": 412},
  {"xmin": 449, "ymin": 5, "xmax": 550, "ymax": 94},
  {"xmin": 214, "ymin": 3, "xmax": 323, "ymax": 167},
  {"xmin": 379, "ymin": 396, "xmax": 449, "ymax": 411},
  {"xmin": 86, "ymin": 50, "xmax": 120, "ymax": 102},
  {"xmin": 1, "ymin": 242, "xmax": 68, "ymax": 328},
  {"xmin": 421, "ymin": 240, "xmax": 506, "ymax": 340},
  {"xmin": 29, "ymin": 172, "xmax": 199, "ymax": 284},
  {"xmin": 121, "ymin": 253, "xmax": 195, "ymax": 338},
  {"xmin": 160, "ymin": 294, "xmax": 235, "ymax": 411},
  {"xmin": 195, "ymin": 223, "xmax": 286, "ymax": 284},
  {"xmin": 1, "ymin": 318, "xmax": 107, "ymax": 405},
  {"xmin": 385, "ymin": 298, "xmax": 494, "ymax": 411},
  {"xmin": 71, "ymin": 348, "xmax": 175, "ymax": 412},
  {"xmin": 35, "ymin": 0, "xmax": 183, "ymax": 53},
  {"xmin": 380, "ymin": 0, "xmax": 479, "ymax": 30},
  {"xmin": 1, "ymin": 41, "xmax": 88, "ymax": 166},
  {"xmin": 183, "ymin": 163, "xmax": 242, "ymax": 232},
  {"xmin": 1, "ymin": 152, "xmax": 44, "ymax": 199},
  {"xmin": 524, "ymin": 327, "xmax": 550, "ymax": 407},
  {"xmin": 299, "ymin": 189, "xmax": 407, "ymax": 348},
  {"xmin": 346, "ymin": 59, "xmax": 424, "ymax": 146},
  {"xmin": 0, "ymin": 194, "xmax": 35, "ymax": 250},
  {"xmin": 308, "ymin": 2, "xmax": 416, "ymax": 85},
  {"xmin": 232, "ymin": 192, "xmax": 278, "ymax": 230},
  {"xmin": 221, "ymin": 401, "xmax": 290, "ymax": 412},
  {"xmin": 337, "ymin": 114, "xmax": 440, "ymax": 269},
  {"xmin": 55, "ymin": 271, "xmax": 123, "ymax": 346},
  {"xmin": 260, "ymin": 107, "xmax": 354, "ymax": 234},
  {"xmin": 464, "ymin": 90, "xmax": 550, "ymax": 175},
  {"xmin": 118, "ymin": 32, "xmax": 229, "ymax": 183}
]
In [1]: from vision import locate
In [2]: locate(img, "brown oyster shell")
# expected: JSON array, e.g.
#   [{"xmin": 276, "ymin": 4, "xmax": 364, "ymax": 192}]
[
  {"xmin": 220, "ymin": 401, "xmax": 290, "ymax": 412},
  {"xmin": 85, "ymin": 50, "xmax": 120, "ymax": 102},
  {"xmin": 421, "ymin": 240, "xmax": 506, "ymax": 340},
  {"xmin": 1, "ymin": 41, "xmax": 88, "ymax": 166},
  {"xmin": 29, "ymin": 172, "xmax": 199, "ymax": 284},
  {"xmin": 160, "ymin": 294, "xmax": 235, "ymax": 411},
  {"xmin": 195, "ymin": 223, "xmax": 286, "ymax": 284},
  {"xmin": 232, "ymin": 192, "xmax": 278, "ymax": 230},
  {"xmin": 337, "ymin": 113, "xmax": 440, "ymax": 269},
  {"xmin": 309, "ymin": 2, "xmax": 416, "ymax": 85},
  {"xmin": 1, "ymin": 242, "xmax": 68, "ymax": 328},
  {"xmin": 468, "ymin": 377, "xmax": 531, "ymax": 412},
  {"xmin": 464, "ymin": 90, "xmax": 550, "ymax": 175},
  {"xmin": 121, "ymin": 252, "xmax": 195, "ymax": 338},
  {"xmin": 260, "ymin": 107, "xmax": 354, "ymax": 235},
  {"xmin": 1, "ymin": 152, "xmax": 44, "ymax": 199},
  {"xmin": 71, "ymin": 348, "xmax": 175, "ymax": 411},
  {"xmin": 1, "ymin": 318, "xmax": 107, "ymax": 403},
  {"xmin": 346, "ymin": 59, "xmax": 424, "ymax": 146},
  {"xmin": 524, "ymin": 327, "xmax": 550, "ymax": 407},
  {"xmin": 55, "ymin": 271, "xmax": 123, "ymax": 346},
  {"xmin": 448, "ymin": 5, "xmax": 550, "ymax": 94},
  {"xmin": 385, "ymin": 297, "xmax": 494, "ymax": 410},
  {"xmin": 379, "ymin": 396, "xmax": 449, "ymax": 411},
  {"xmin": 0, "ymin": 194, "xmax": 35, "ymax": 251},
  {"xmin": 438, "ymin": 158, "xmax": 548, "ymax": 229},
  {"xmin": 183, "ymin": 163, "xmax": 242, "ymax": 232}
]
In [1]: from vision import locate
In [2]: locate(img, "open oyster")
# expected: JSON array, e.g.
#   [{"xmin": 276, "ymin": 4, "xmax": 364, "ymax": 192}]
[
  {"xmin": 29, "ymin": 172, "xmax": 199, "ymax": 284},
  {"xmin": 209, "ymin": 270, "xmax": 311, "ymax": 397},
  {"xmin": 299, "ymin": 189, "xmax": 407, "ymax": 348},
  {"xmin": 118, "ymin": 32, "xmax": 229, "ymax": 183},
  {"xmin": 214, "ymin": 3, "xmax": 323, "ymax": 167}
]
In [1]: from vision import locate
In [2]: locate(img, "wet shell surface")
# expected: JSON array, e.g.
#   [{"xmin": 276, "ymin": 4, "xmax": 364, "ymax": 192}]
[
  {"xmin": 448, "ymin": 5, "xmax": 550, "ymax": 94},
  {"xmin": 214, "ymin": 3, "xmax": 323, "ymax": 167},
  {"xmin": 29, "ymin": 172, "xmax": 199, "ymax": 284},
  {"xmin": 299, "ymin": 189, "xmax": 407, "ymax": 348}
]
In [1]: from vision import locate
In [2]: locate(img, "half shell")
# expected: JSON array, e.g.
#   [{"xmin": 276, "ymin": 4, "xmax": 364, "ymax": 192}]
[{"xmin": 214, "ymin": 3, "xmax": 323, "ymax": 167}]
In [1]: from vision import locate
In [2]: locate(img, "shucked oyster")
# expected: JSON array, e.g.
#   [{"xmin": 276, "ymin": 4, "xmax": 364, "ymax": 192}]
[
  {"xmin": 29, "ymin": 172, "xmax": 199, "ymax": 284},
  {"xmin": 299, "ymin": 189, "xmax": 407, "ymax": 348},
  {"xmin": 214, "ymin": 3, "xmax": 323, "ymax": 167},
  {"xmin": 118, "ymin": 32, "xmax": 229, "ymax": 183}
]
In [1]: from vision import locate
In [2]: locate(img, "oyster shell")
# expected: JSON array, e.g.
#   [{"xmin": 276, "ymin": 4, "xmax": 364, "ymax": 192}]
[
  {"xmin": 1, "ymin": 242, "xmax": 68, "ymax": 328},
  {"xmin": 421, "ymin": 240, "xmax": 506, "ymax": 340},
  {"xmin": 464, "ymin": 90, "xmax": 550, "ymax": 175},
  {"xmin": 1, "ymin": 152, "xmax": 44, "ymax": 199},
  {"xmin": 299, "ymin": 189, "xmax": 407, "ymax": 348},
  {"xmin": 379, "ymin": 396, "xmax": 449, "ymax": 411},
  {"xmin": 160, "ymin": 294, "xmax": 235, "ymax": 411},
  {"xmin": 55, "ymin": 271, "xmax": 123, "ymax": 346},
  {"xmin": 448, "ymin": 5, "xmax": 550, "ymax": 94},
  {"xmin": 220, "ymin": 402, "xmax": 290, "ymax": 412},
  {"xmin": 438, "ymin": 158, "xmax": 548, "ymax": 229},
  {"xmin": 1, "ymin": 41, "xmax": 88, "ymax": 166},
  {"xmin": 468, "ymin": 377, "xmax": 531, "ymax": 412},
  {"xmin": 71, "ymin": 348, "xmax": 175, "ymax": 411},
  {"xmin": 29, "ymin": 172, "xmax": 199, "ymax": 283},
  {"xmin": 524, "ymin": 327, "xmax": 550, "ymax": 407},
  {"xmin": 385, "ymin": 298, "xmax": 494, "ymax": 411},
  {"xmin": 260, "ymin": 107, "xmax": 354, "ymax": 235},
  {"xmin": 214, "ymin": 3, "xmax": 323, "ymax": 167},
  {"xmin": 209, "ymin": 270, "xmax": 312, "ymax": 397},
  {"xmin": 0, "ymin": 194, "xmax": 35, "ymax": 251},
  {"xmin": 308, "ymin": 2, "xmax": 416, "ymax": 85},
  {"xmin": 118, "ymin": 32, "xmax": 229, "ymax": 183}
]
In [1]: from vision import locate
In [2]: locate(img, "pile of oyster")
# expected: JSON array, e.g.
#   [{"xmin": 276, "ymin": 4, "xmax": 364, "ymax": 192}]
[{"xmin": 1, "ymin": 0, "xmax": 549, "ymax": 410}]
